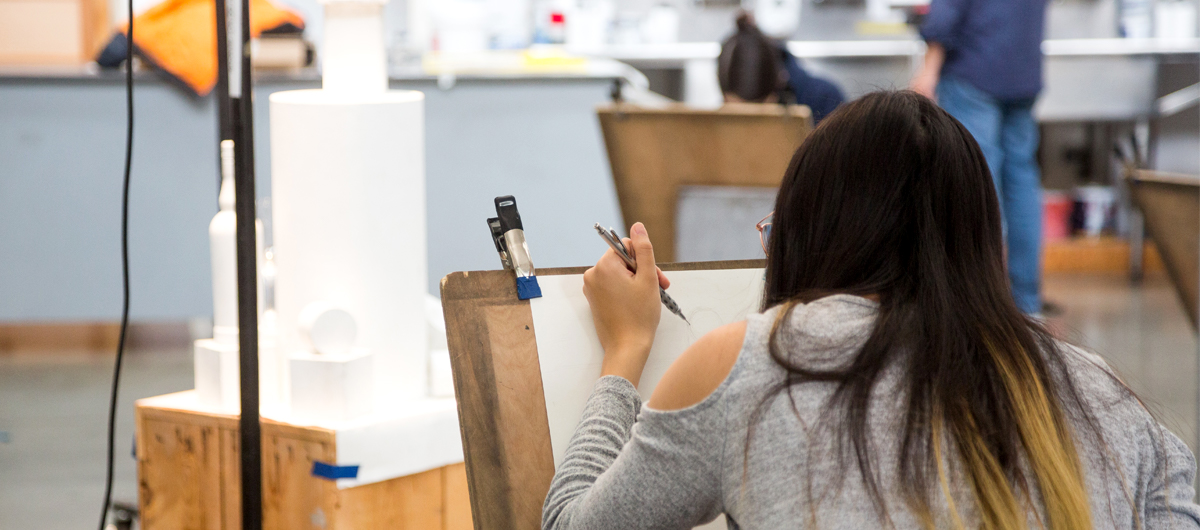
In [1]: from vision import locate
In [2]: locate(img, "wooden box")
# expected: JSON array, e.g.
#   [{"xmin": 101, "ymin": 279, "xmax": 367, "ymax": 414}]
[
  {"xmin": 136, "ymin": 391, "xmax": 472, "ymax": 530},
  {"xmin": 0, "ymin": 0, "xmax": 109, "ymax": 65}
]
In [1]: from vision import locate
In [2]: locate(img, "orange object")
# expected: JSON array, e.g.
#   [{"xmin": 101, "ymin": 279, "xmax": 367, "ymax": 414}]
[{"xmin": 119, "ymin": 0, "xmax": 304, "ymax": 95}]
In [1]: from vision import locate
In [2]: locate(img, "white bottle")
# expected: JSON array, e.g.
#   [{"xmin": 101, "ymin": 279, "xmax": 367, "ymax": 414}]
[{"xmin": 209, "ymin": 139, "xmax": 264, "ymax": 346}]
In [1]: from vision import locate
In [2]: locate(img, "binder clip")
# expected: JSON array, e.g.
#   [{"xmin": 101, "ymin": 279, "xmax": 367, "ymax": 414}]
[{"xmin": 488, "ymin": 195, "xmax": 541, "ymax": 300}]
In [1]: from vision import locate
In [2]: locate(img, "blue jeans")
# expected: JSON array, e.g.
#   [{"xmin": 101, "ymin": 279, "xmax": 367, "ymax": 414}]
[{"xmin": 937, "ymin": 75, "xmax": 1042, "ymax": 314}]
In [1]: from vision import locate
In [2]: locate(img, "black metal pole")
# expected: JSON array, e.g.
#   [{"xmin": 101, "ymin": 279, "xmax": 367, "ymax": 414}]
[
  {"xmin": 232, "ymin": 0, "xmax": 262, "ymax": 524},
  {"xmin": 214, "ymin": 0, "xmax": 232, "ymax": 144}
]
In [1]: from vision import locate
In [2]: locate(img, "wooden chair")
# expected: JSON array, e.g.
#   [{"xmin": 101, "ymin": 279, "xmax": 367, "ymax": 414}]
[
  {"xmin": 596, "ymin": 103, "xmax": 813, "ymax": 262},
  {"xmin": 1128, "ymin": 170, "xmax": 1200, "ymax": 329}
]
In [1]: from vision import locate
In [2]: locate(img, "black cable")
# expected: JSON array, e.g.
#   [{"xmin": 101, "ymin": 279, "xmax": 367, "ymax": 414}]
[{"xmin": 98, "ymin": 0, "xmax": 134, "ymax": 526}]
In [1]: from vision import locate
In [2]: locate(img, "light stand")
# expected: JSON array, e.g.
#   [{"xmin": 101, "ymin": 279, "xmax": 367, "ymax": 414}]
[{"xmin": 215, "ymin": 0, "xmax": 262, "ymax": 526}]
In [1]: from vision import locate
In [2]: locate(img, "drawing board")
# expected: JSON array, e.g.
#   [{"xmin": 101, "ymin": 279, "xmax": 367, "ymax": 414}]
[{"xmin": 442, "ymin": 260, "xmax": 765, "ymax": 530}]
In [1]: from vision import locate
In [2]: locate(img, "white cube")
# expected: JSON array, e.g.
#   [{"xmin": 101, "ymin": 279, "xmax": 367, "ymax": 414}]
[
  {"xmin": 290, "ymin": 349, "xmax": 375, "ymax": 423},
  {"xmin": 194, "ymin": 339, "xmax": 241, "ymax": 413}
]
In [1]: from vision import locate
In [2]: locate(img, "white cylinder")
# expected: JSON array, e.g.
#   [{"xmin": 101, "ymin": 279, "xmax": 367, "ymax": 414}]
[
  {"xmin": 210, "ymin": 211, "xmax": 239, "ymax": 344},
  {"xmin": 322, "ymin": 1, "xmax": 388, "ymax": 94},
  {"xmin": 270, "ymin": 89, "xmax": 428, "ymax": 404},
  {"xmin": 209, "ymin": 207, "xmax": 264, "ymax": 344}
]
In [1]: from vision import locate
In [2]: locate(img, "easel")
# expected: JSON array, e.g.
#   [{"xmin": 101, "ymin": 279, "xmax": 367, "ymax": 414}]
[
  {"xmin": 442, "ymin": 259, "xmax": 764, "ymax": 529},
  {"xmin": 1127, "ymin": 169, "xmax": 1200, "ymax": 329},
  {"xmin": 597, "ymin": 103, "xmax": 811, "ymax": 262}
]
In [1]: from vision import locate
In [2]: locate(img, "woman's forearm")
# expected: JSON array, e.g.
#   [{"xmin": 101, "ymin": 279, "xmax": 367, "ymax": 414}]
[
  {"xmin": 542, "ymin": 377, "xmax": 643, "ymax": 529},
  {"xmin": 910, "ymin": 42, "xmax": 945, "ymax": 99},
  {"xmin": 922, "ymin": 43, "xmax": 946, "ymax": 77},
  {"xmin": 600, "ymin": 345, "xmax": 649, "ymax": 386}
]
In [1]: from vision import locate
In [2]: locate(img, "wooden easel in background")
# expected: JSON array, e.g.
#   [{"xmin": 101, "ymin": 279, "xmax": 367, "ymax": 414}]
[
  {"xmin": 597, "ymin": 103, "xmax": 812, "ymax": 262},
  {"xmin": 1128, "ymin": 169, "xmax": 1200, "ymax": 328}
]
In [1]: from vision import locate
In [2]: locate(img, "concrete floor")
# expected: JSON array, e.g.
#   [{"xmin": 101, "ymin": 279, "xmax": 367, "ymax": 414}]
[
  {"xmin": 0, "ymin": 273, "xmax": 1195, "ymax": 529},
  {"xmin": 0, "ymin": 342, "xmax": 194, "ymax": 529},
  {"xmin": 1044, "ymin": 273, "xmax": 1199, "ymax": 454}
]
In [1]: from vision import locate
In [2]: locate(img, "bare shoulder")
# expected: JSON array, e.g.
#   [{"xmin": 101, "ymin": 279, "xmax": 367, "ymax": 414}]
[{"xmin": 647, "ymin": 321, "xmax": 748, "ymax": 411}]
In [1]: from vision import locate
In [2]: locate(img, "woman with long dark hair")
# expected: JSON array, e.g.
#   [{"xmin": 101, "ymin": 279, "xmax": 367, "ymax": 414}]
[
  {"xmin": 718, "ymin": 12, "xmax": 844, "ymax": 124},
  {"xmin": 542, "ymin": 91, "xmax": 1200, "ymax": 529}
]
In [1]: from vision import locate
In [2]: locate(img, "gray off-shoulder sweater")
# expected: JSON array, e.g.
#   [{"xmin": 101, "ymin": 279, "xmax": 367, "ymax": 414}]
[{"xmin": 542, "ymin": 295, "xmax": 1200, "ymax": 529}]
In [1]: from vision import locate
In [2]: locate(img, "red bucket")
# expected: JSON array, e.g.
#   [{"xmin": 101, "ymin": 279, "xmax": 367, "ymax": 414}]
[{"xmin": 1043, "ymin": 190, "xmax": 1072, "ymax": 241}]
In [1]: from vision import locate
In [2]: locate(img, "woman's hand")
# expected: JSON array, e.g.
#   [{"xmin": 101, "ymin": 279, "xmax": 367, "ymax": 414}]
[{"xmin": 582, "ymin": 222, "xmax": 669, "ymax": 387}]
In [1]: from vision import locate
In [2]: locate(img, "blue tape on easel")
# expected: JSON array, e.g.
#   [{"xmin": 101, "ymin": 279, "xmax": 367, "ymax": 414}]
[
  {"xmin": 312, "ymin": 461, "xmax": 359, "ymax": 481},
  {"xmin": 516, "ymin": 275, "xmax": 542, "ymax": 300}
]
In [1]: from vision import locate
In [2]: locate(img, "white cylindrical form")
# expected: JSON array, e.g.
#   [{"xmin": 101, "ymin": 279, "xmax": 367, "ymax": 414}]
[
  {"xmin": 322, "ymin": 0, "xmax": 388, "ymax": 94},
  {"xmin": 270, "ymin": 89, "xmax": 428, "ymax": 405},
  {"xmin": 210, "ymin": 140, "xmax": 264, "ymax": 345},
  {"xmin": 201, "ymin": 141, "xmax": 277, "ymax": 411}
]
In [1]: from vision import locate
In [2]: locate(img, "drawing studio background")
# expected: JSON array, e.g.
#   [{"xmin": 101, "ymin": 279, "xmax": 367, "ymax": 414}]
[{"xmin": 0, "ymin": 0, "xmax": 1197, "ymax": 527}]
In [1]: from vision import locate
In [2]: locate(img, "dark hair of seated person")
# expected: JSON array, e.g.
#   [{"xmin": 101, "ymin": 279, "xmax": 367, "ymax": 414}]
[
  {"xmin": 717, "ymin": 12, "xmax": 784, "ymax": 103},
  {"xmin": 756, "ymin": 91, "xmax": 1131, "ymax": 528}
]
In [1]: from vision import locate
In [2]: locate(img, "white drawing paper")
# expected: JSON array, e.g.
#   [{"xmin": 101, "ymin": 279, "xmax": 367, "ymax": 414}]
[{"xmin": 530, "ymin": 267, "xmax": 766, "ymax": 467}]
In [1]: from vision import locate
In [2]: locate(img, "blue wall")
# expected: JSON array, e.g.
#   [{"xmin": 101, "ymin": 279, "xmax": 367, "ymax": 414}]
[{"xmin": 0, "ymin": 74, "xmax": 622, "ymax": 321}]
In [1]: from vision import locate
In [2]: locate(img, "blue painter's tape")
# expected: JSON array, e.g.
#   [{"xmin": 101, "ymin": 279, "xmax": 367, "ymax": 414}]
[
  {"xmin": 516, "ymin": 276, "xmax": 542, "ymax": 300},
  {"xmin": 312, "ymin": 461, "xmax": 359, "ymax": 481}
]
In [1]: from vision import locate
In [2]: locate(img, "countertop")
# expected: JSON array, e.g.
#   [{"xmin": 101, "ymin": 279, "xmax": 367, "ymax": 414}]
[
  {"xmin": 588, "ymin": 38, "xmax": 1200, "ymax": 65},
  {"xmin": 4, "ymin": 38, "xmax": 1194, "ymax": 82},
  {"xmin": 0, "ymin": 55, "xmax": 639, "ymax": 83}
]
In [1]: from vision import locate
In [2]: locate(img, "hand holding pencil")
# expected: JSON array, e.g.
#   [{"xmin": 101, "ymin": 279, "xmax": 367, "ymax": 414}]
[{"xmin": 583, "ymin": 222, "xmax": 673, "ymax": 386}]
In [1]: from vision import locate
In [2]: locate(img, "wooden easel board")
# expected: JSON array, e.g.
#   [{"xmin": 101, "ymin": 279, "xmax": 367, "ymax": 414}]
[
  {"xmin": 598, "ymin": 103, "xmax": 811, "ymax": 262},
  {"xmin": 1129, "ymin": 170, "xmax": 1200, "ymax": 328},
  {"xmin": 442, "ymin": 260, "xmax": 765, "ymax": 530}
]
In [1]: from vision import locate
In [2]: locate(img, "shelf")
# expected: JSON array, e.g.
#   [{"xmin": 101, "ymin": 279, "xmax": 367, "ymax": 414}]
[{"xmin": 1043, "ymin": 236, "xmax": 1164, "ymax": 275}]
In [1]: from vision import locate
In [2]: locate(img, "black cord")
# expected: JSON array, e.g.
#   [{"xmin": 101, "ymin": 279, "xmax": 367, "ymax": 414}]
[{"xmin": 98, "ymin": 0, "xmax": 134, "ymax": 527}]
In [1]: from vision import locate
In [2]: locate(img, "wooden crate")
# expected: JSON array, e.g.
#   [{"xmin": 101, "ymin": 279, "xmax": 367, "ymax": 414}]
[
  {"xmin": 0, "ymin": 0, "xmax": 109, "ymax": 65},
  {"xmin": 136, "ymin": 392, "xmax": 472, "ymax": 530}
]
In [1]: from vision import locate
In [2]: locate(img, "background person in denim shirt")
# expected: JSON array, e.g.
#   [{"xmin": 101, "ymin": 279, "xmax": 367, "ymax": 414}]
[{"xmin": 911, "ymin": 0, "xmax": 1049, "ymax": 315}]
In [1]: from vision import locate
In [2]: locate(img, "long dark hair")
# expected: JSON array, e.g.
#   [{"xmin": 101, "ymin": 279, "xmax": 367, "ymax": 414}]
[
  {"xmin": 718, "ymin": 12, "xmax": 785, "ymax": 103},
  {"xmin": 758, "ymin": 91, "xmax": 1108, "ymax": 528}
]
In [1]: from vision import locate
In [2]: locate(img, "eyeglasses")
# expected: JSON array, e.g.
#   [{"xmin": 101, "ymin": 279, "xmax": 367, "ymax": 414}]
[{"xmin": 756, "ymin": 212, "xmax": 773, "ymax": 255}]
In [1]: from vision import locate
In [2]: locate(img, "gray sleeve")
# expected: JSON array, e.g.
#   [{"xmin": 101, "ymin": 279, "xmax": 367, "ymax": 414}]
[
  {"xmin": 1142, "ymin": 422, "xmax": 1200, "ymax": 528},
  {"xmin": 542, "ymin": 375, "xmax": 726, "ymax": 530},
  {"xmin": 1067, "ymin": 344, "xmax": 1200, "ymax": 527}
]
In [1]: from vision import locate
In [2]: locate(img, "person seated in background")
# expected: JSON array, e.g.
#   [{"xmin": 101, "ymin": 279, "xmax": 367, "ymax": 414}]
[
  {"xmin": 541, "ymin": 91, "xmax": 1200, "ymax": 529},
  {"xmin": 718, "ymin": 12, "xmax": 845, "ymax": 123}
]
